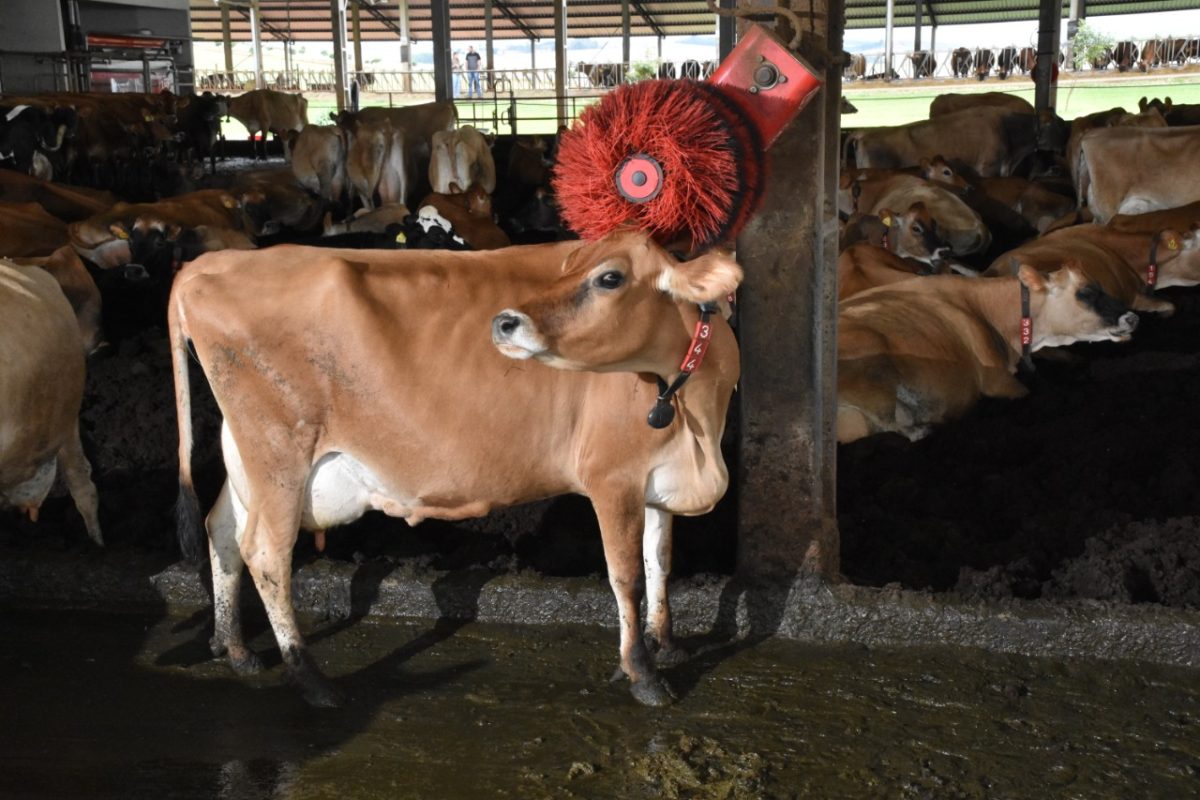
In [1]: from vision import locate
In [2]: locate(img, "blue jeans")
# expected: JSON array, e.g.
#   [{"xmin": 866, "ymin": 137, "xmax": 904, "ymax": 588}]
[{"xmin": 467, "ymin": 70, "xmax": 481, "ymax": 97}]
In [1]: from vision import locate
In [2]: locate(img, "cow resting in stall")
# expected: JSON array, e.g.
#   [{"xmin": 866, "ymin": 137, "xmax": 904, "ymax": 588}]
[
  {"xmin": 1077, "ymin": 125, "xmax": 1200, "ymax": 223},
  {"xmin": 0, "ymin": 259, "xmax": 102, "ymax": 544},
  {"xmin": 171, "ymin": 230, "xmax": 742, "ymax": 707},
  {"xmin": 837, "ymin": 266, "xmax": 1139, "ymax": 443}
]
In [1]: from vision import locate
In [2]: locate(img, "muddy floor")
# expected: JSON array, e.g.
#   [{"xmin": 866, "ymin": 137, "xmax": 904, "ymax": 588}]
[{"xmin": 2, "ymin": 606, "xmax": 1199, "ymax": 800}]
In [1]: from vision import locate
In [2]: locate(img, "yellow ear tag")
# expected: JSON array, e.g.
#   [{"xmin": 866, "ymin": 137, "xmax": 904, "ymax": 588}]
[
  {"xmin": 143, "ymin": 113, "xmax": 153, "ymax": 122},
  {"xmin": 395, "ymin": 231, "xmax": 407, "ymax": 244},
  {"xmin": 113, "ymin": 228, "xmax": 129, "ymax": 240},
  {"xmin": 222, "ymin": 197, "xmax": 237, "ymax": 209},
  {"xmin": 1168, "ymin": 237, "xmax": 1180, "ymax": 250},
  {"xmin": 881, "ymin": 215, "xmax": 892, "ymax": 227}
]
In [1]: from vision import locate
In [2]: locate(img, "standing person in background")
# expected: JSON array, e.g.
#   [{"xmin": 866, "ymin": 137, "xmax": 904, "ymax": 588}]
[
  {"xmin": 452, "ymin": 51, "xmax": 463, "ymax": 97},
  {"xmin": 465, "ymin": 45, "xmax": 483, "ymax": 98}
]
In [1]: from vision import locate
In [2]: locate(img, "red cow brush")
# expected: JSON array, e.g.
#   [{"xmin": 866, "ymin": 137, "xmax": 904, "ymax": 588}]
[{"xmin": 554, "ymin": 25, "xmax": 823, "ymax": 248}]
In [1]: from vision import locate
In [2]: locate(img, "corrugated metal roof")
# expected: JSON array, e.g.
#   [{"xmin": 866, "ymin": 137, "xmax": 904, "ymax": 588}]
[
  {"xmin": 189, "ymin": 0, "xmax": 1200, "ymax": 42},
  {"xmin": 845, "ymin": 0, "xmax": 1199, "ymax": 29},
  {"xmin": 189, "ymin": 1, "xmax": 717, "ymax": 42}
]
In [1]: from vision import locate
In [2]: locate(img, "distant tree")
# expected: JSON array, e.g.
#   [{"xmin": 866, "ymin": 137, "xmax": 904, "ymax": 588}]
[
  {"xmin": 1070, "ymin": 20, "xmax": 1115, "ymax": 69},
  {"xmin": 629, "ymin": 61, "xmax": 656, "ymax": 81}
]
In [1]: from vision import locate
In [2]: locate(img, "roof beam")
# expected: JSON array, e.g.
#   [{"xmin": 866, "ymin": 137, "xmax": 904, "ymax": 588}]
[
  {"xmin": 493, "ymin": 0, "xmax": 539, "ymax": 41},
  {"xmin": 352, "ymin": 0, "xmax": 404, "ymax": 38},
  {"xmin": 235, "ymin": 5, "xmax": 291, "ymax": 42},
  {"xmin": 631, "ymin": 0, "xmax": 665, "ymax": 37},
  {"xmin": 924, "ymin": 0, "xmax": 938, "ymax": 26}
]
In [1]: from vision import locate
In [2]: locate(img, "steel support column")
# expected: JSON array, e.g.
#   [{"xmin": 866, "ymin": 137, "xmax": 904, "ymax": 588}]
[
  {"xmin": 431, "ymin": 0, "xmax": 452, "ymax": 103},
  {"xmin": 883, "ymin": 0, "xmax": 894, "ymax": 81},
  {"xmin": 718, "ymin": 0, "xmax": 736, "ymax": 62},
  {"xmin": 221, "ymin": 2, "xmax": 234, "ymax": 78},
  {"xmin": 485, "ymin": 0, "xmax": 495, "ymax": 91},
  {"xmin": 351, "ymin": 0, "xmax": 363, "ymax": 75},
  {"xmin": 735, "ymin": 0, "xmax": 843, "ymax": 579},
  {"xmin": 331, "ymin": 0, "xmax": 349, "ymax": 111},
  {"xmin": 399, "ymin": 0, "xmax": 411, "ymax": 93},
  {"xmin": 914, "ymin": 0, "xmax": 922, "ymax": 53},
  {"xmin": 1034, "ymin": 0, "xmax": 1061, "ymax": 114},
  {"xmin": 554, "ymin": 0, "xmax": 566, "ymax": 128},
  {"xmin": 250, "ymin": 0, "xmax": 264, "ymax": 89},
  {"xmin": 621, "ymin": 0, "xmax": 631, "ymax": 76}
]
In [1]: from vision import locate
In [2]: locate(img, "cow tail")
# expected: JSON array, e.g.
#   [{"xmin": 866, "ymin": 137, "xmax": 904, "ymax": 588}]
[{"xmin": 169, "ymin": 290, "xmax": 206, "ymax": 566}]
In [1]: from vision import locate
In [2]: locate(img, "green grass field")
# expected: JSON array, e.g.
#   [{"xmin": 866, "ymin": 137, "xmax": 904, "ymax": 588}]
[{"xmin": 844, "ymin": 75, "xmax": 1200, "ymax": 127}]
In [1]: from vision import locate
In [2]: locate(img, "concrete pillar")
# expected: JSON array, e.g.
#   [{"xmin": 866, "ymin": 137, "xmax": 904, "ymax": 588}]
[
  {"xmin": 883, "ymin": 0, "xmax": 894, "ymax": 81},
  {"xmin": 250, "ymin": 0, "xmax": 264, "ymax": 89},
  {"xmin": 735, "ymin": 0, "xmax": 844, "ymax": 579},
  {"xmin": 1034, "ymin": 0, "xmax": 1061, "ymax": 113},
  {"xmin": 554, "ymin": 0, "xmax": 566, "ymax": 127},
  {"xmin": 431, "ymin": 0, "xmax": 452, "ymax": 102},
  {"xmin": 331, "ymin": 0, "xmax": 348, "ymax": 111}
]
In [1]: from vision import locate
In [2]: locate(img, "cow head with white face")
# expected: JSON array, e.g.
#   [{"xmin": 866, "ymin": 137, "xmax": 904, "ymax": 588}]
[
  {"xmin": 492, "ymin": 230, "xmax": 742, "ymax": 376},
  {"xmin": 1021, "ymin": 261, "xmax": 1139, "ymax": 348}
]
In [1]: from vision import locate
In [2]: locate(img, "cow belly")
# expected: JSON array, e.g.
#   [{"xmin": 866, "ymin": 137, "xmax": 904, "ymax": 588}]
[{"xmin": 222, "ymin": 423, "xmax": 471, "ymax": 531}]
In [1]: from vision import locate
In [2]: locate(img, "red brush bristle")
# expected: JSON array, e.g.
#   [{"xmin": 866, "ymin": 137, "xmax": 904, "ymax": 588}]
[{"xmin": 553, "ymin": 80, "xmax": 762, "ymax": 247}]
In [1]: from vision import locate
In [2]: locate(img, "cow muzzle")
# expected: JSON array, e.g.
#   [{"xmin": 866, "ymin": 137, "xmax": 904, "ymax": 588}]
[
  {"xmin": 491, "ymin": 309, "xmax": 546, "ymax": 360},
  {"xmin": 1113, "ymin": 311, "xmax": 1139, "ymax": 339},
  {"xmin": 123, "ymin": 263, "xmax": 150, "ymax": 282}
]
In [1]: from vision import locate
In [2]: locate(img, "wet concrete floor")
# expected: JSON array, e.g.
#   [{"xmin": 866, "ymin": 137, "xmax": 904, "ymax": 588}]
[{"xmin": 2, "ymin": 606, "xmax": 1199, "ymax": 799}]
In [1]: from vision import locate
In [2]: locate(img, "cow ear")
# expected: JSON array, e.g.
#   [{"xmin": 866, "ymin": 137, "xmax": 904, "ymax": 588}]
[
  {"xmin": 109, "ymin": 223, "xmax": 130, "ymax": 240},
  {"xmin": 658, "ymin": 249, "xmax": 743, "ymax": 304},
  {"xmin": 919, "ymin": 157, "xmax": 932, "ymax": 171},
  {"xmin": 1017, "ymin": 263, "xmax": 1049, "ymax": 294},
  {"xmin": 1165, "ymin": 96, "xmax": 1173, "ymax": 110},
  {"xmin": 166, "ymin": 224, "xmax": 182, "ymax": 241},
  {"xmin": 1138, "ymin": 96, "xmax": 1148, "ymax": 112}
]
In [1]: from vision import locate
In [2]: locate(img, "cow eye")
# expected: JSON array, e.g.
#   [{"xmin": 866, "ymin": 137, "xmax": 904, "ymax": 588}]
[
  {"xmin": 912, "ymin": 223, "xmax": 924, "ymax": 234},
  {"xmin": 1077, "ymin": 284, "xmax": 1099, "ymax": 301},
  {"xmin": 594, "ymin": 270, "xmax": 625, "ymax": 290}
]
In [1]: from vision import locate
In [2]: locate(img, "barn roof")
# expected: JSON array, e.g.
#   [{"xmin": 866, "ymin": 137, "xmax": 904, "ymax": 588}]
[{"xmin": 188, "ymin": 0, "xmax": 1200, "ymax": 42}]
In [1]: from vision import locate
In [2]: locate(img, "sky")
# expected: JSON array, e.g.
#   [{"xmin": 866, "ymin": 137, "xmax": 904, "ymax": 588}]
[{"xmin": 193, "ymin": 10, "xmax": 1200, "ymax": 73}]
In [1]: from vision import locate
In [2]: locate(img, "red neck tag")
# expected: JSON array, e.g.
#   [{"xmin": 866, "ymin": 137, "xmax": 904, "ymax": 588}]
[
  {"xmin": 1020, "ymin": 316, "xmax": 1033, "ymax": 347},
  {"xmin": 1147, "ymin": 261, "xmax": 1158, "ymax": 288},
  {"xmin": 679, "ymin": 318, "xmax": 714, "ymax": 374}
]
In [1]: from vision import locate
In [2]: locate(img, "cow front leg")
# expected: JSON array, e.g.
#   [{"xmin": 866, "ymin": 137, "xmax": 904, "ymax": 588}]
[
  {"xmin": 57, "ymin": 423, "xmax": 102, "ymax": 546},
  {"xmin": 241, "ymin": 508, "xmax": 344, "ymax": 708},
  {"xmin": 206, "ymin": 481, "xmax": 263, "ymax": 675},
  {"xmin": 594, "ymin": 494, "xmax": 674, "ymax": 706},
  {"xmin": 643, "ymin": 506, "xmax": 685, "ymax": 668}
]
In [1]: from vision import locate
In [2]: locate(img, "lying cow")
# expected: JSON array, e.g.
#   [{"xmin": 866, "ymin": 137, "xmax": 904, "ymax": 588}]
[
  {"xmin": 985, "ymin": 225, "xmax": 1187, "ymax": 314},
  {"xmin": 1108, "ymin": 200, "xmax": 1200, "ymax": 236},
  {"xmin": 1077, "ymin": 125, "xmax": 1200, "ymax": 223},
  {"xmin": 837, "ymin": 242, "xmax": 929, "ymax": 300},
  {"xmin": 0, "ymin": 200, "xmax": 69, "ymax": 257},
  {"xmin": 841, "ymin": 173, "xmax": 989, "ymax": 256},
  {"xmin": 414, "ymin": 184, "xmax": 510, "ymax": 250},
  {"xmin": 0, "ymin": 259, "xmax": 102, "ymax": 543},
  {"xmin": 429, "ymin": 125, "xmax": 496, "ymax": 195},
  {"xmin": 928, "ymin": 92, "xmax": 1033, "ymax": 118},
  {"xmin": 0, "ymin": 169, "xmax": 115, "ymax": 222},
  {"xmin": 322, "ymin": 203, "xmax": 411, "ymax": 236},
  {"xmin": 171, "ymin": 230, "xmax": 742, "ymax": 707},
  {"xmin": 838, "ymin": 202, "xmax": 950, "ymax": 268},
  {"xmin": 837, "ymin": 266, "xmax": 1138, "ymax": 443}
]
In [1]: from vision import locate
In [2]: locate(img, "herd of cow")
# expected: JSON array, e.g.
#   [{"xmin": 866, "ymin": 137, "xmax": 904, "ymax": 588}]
[
  {"xmin": 3, "ymin": 80, "xmax": 1200, "ymax": 707},
  {"xmin": 846, "ymin": 36, "xmax": 1200, "ymax": 81}
]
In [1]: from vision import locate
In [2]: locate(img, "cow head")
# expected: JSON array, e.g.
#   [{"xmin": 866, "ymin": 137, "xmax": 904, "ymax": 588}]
[
  {"xmin": 877, "ymin": 202, "xmax": 951, "ymax": 265},
  {"xmin": 1021, "ymin": 262, "xmax": 1138, "ymax": 348},
  {"xmin": 120, "ymin": 218, "xmax": 185, "ymax": 280},
  {"xmin": 492, "ymin": 231, "xmax": 742, "ymax": 375},
  {"xmin": 1158, "ymin": 229, "xmax": 1200, "ymax": 288},
  {"xmin": 919, "ymin": 156, "xmax": 971, "ymax": 192}
]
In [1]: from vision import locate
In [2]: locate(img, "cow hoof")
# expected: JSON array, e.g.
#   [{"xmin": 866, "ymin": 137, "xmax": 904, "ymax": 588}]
[
  {"xmin": 630, "ymin": 675, "xmax": 676, "ymax": 707},
  {"xmin": 229, "ymin": 649, "xmax": 265, "ymax": 676},
  {"xmin": 652, "ymin": 642, "xmax": 689, "ymax": 669}
]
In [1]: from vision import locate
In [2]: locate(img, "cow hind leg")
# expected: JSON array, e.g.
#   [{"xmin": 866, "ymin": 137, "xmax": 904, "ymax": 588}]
[
  {"xmin": 207, "ymin": 481, "xmax": 263, "ymax": 675},
  {"xmin": 594, "ymin": 493, "xmax": 674, "ymax": 706},
  {"xmin": 643, "ymin": 507, "xmax": 685, "ymax": 668},
  {"xmin": 241, "ymin": 501, "xmax": 344, "ymax": 708},
  {"xmin": 57, "ymin": 423, "xmax": 102, "ymax": 546}
]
